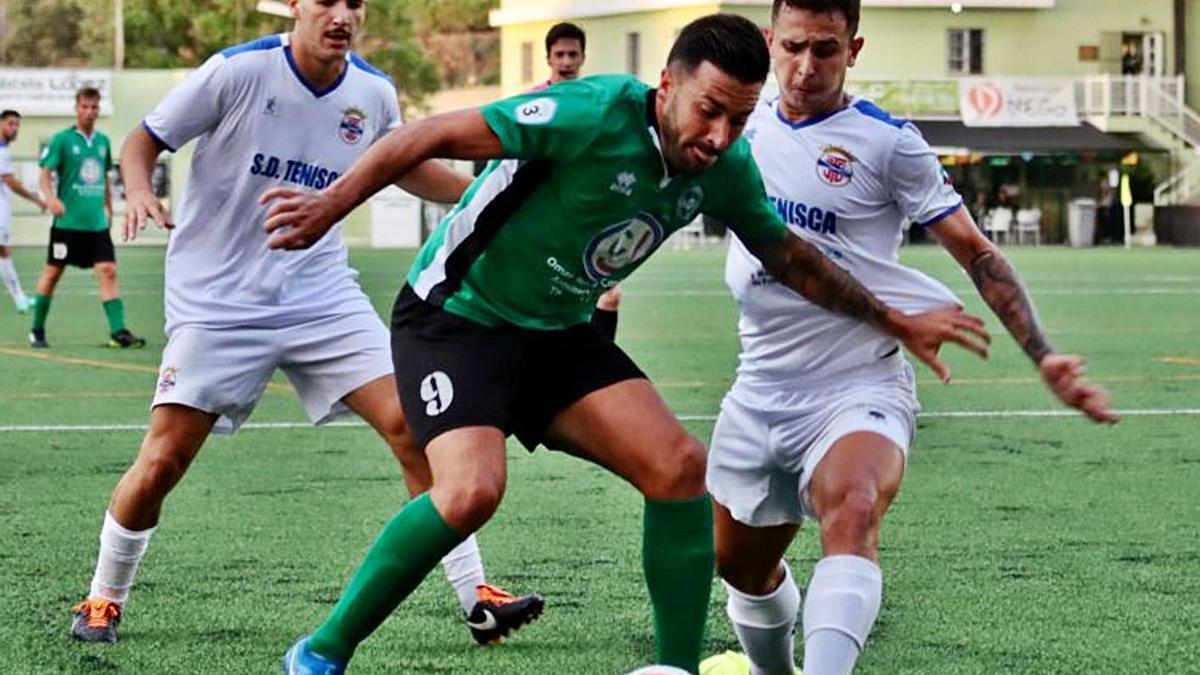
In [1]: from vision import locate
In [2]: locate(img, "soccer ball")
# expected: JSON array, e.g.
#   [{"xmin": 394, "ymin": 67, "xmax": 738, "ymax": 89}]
[
  {"xmin": 699, "ymin": 650, "xmax": 801, "ymax": 675},
  {"xmin": 625, "ymin": 666, "xmax": 695, "ymax": 675},
  {"xmin": 699, "ymin": 651, "xmax": 747, "ymax": 675}
]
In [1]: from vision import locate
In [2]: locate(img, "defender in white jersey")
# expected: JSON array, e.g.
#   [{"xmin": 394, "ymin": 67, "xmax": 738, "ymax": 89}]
[
  {"xmin": 70, "ymin": 0, "xmax": 542, "ymax": 649},
  {"xmin": 704, "ymin": 3, "xmax": 1117, "ymax": 675},
  {"xmin": 0, "ymin": 110, "xmax": 45, "ymax": 312}
]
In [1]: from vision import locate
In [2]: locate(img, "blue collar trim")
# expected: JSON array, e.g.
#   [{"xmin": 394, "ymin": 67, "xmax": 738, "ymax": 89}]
[{"xmin": 284, "ymin": 45, "xmax": 348, "ymax": 98}]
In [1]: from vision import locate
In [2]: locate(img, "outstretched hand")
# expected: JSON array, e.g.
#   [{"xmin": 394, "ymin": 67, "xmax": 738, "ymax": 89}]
[
  {"xmin": 1038, "ymin": 353, "xmax": 1118, "ymax": 423},
  {"xmin": 899, "ymin": 306, "xmax": 991, "ymax": 384},
  {"xmin": 259, "ymin": 187, "xmax": 338, "ymax": 250},
  {"xmin": 122, "ymin": 189, "xmax": 173, "ymax": 242}
]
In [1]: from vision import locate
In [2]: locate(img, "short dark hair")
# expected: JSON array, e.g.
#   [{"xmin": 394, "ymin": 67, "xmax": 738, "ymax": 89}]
[
  {"xmin": 545, "ymin": 22, "xmax": 586, "ymax": 55},
  {"xmin": 772, "ymin": 0, "xmax": 860, "ymax": 35},
  {"xmin": 76, "ymin": 86, "xmax": 101, "ymax": 103},
  {"xmin": 1, "ymin": 110, "xmax": 20, "ymax": 121},
  {"xmin": 667, "ymin": 13, "xmax": 769, "ymax": 85}
]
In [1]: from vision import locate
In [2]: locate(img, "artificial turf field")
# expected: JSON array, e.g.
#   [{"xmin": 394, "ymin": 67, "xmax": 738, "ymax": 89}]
[{"xmin": 1, "ymin": 244, "xmax": 1198, "ymax": 674}]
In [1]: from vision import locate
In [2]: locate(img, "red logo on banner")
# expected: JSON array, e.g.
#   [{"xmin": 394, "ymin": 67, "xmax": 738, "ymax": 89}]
[{"xmin": 968, "ymin": 84, "xmax": 1004, "ymax": 119}]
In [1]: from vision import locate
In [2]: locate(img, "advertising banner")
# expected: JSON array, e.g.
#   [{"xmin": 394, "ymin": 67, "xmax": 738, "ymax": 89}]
[{"xmin": 960, "ymin": 78, "xmax": 1078, "ymax": 127}]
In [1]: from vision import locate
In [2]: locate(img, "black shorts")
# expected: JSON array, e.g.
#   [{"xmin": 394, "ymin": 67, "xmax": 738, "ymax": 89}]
[
  {"xmin": 46, "ymin": 227, "xmax": 115, "ymax": 269},
  {"xmin": 391, "ymin": 285, "xmax": 646, "ymax": 450}
]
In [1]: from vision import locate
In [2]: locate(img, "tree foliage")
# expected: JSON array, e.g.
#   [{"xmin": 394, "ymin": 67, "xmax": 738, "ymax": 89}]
[{"xmin": 0, "ymin": 0, "xmax": 499, "ymax": 105}]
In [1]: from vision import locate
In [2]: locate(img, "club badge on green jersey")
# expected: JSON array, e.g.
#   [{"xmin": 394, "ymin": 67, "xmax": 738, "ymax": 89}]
[{"xmin": 583, "ymin": 213, "xmax": 665, "ymax": 282}]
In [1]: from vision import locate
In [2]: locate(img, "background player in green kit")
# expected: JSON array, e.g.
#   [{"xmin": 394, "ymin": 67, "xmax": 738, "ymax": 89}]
[
  {"xmin": 32, "ymin": 87, "xmax": 145, "ymax": 349},
  {"xmin": 265, "ymin": 14, "xmax": 988, "ymax": 674}
]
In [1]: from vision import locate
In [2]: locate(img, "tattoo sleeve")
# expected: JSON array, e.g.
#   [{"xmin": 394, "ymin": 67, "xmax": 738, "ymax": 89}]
[
  {"xmin": 968, "ymin": 250, "xmax": 1053, "ymax": 363},
  {"xmin": 754, "ymin": 231, "xmax": 891, "ymax": 329}
]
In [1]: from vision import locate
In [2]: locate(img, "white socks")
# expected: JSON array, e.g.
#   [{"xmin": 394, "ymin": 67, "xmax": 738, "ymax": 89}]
[
  {"xmin": 724, "ymin": 563, "xmax": 802, "ymax": 675},
  {"xmin": 0, "ymin": 257, "xmax": 26, "ymax": 307},
  {"xmin": 440, "ymin": 534, "xmax": 486, "ymax": 614},
  {"xmin": 87, "ymin": 515, "xmax": 487, "ymax": 614},
  {"xmin": 802, "ymin": 555, "xmax": 882, "ymax": 675},
  {"xmin": 89, "ymin": 511, "xmax": 156, "ymax": 604}
]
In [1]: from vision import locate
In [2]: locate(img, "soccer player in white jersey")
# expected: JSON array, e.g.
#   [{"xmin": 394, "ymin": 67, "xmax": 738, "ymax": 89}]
[
  {"xmin": 0, "ymin": 110, "xmax": 45, "ymax": 312},
  {"xmin": 703, "ymin": 2, "xmax": 1118, "ymax": 674},
  {"xmin": 69, "ymin": 0, "xmax": 541, "ymax": 648}
]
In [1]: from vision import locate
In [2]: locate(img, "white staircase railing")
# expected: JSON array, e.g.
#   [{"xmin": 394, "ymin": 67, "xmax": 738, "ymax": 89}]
[
  {"xmin": 1078, "ymin": 75, "xmax": 1200, "ymax": 204},
  {"xmin": 1142, "ymin": 79, "xmax": 1200, "ymax": 204},
  {"xmin": 1153, "ymin": 156, "xmax": 1200, "ymax": 205},
  {"xmin": 1076, "ymin": 75, "xmax": 1187, "ymax": 120}
]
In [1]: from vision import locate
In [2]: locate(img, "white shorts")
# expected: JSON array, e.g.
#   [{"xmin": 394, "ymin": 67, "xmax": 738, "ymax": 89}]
[
  {"xmin": 0, "ymin": 214, "xmax": 10, "ymax": 247},
  {"xmin": 152, "ymin": 309, "xmax": 393, "ymax": 433},
  {"xmin": 706, "ymin": 364, "xmax": 919, "ymax": 527}
]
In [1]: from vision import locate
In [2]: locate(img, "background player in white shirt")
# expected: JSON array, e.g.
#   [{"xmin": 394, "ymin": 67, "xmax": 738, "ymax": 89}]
[
  {"xmin": 705, "ymin": 2, "xmax": 1117, "ymax": 674},
  {"xmin": 0, "ymin": 109, "xmax": 45, "ymax": 312},
  {"xmin": 70, "ymin": 0, "xmax": 541, "ymax": 648}
]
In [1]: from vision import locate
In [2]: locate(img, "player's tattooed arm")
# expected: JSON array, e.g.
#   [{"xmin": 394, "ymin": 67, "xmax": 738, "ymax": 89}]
[
  {"xmin": 750, "ymin": 229, "xmax": 892, "ymax": 328},
  {"xmin": 746, "ymin": 228, "xmax": 990, "ymax": 383},
  {"xmin": 930, "ymin": 208, "xmax": 1115, "ymax": 422},
  {"xmin": 967, "ymin": 249, "xmax": 1053, "ymax": 364},
  {"xmin": 928, "ymin": 208, "xmax": 1053, "ymax": 365}
]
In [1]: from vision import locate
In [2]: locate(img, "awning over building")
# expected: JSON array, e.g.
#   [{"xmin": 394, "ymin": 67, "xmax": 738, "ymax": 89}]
[{"xmin": 914, "ymin": 120, "xmax": 1139, "ymax": 153}]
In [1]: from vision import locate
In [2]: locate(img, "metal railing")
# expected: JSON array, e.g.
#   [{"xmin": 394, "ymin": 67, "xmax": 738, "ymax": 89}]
[
  {"xmin": 1076, "ymin": 75, "xmax": 1187, "ymax": 119},
  {"xmin": 1153, "ymin": 156, "xmax": 1200, "ymax": 205}
]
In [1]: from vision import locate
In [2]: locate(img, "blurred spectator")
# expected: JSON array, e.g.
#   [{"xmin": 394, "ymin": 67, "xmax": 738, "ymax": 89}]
[{"xmin": 1121, "ymin": 43, "xmax": 1143, "ymax": 76}]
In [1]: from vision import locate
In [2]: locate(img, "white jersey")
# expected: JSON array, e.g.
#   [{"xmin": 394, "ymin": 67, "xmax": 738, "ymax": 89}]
[
  {"xmin": 726, "ymin": 97, "xmax": 964, "ymax": 391},
  {"xmin": 0, "ymin": 141, "xmax": 12, "ymax": 225},
  {"xmin": 143, "ymin": 33, "xmax": 401, "ymax": 334}
]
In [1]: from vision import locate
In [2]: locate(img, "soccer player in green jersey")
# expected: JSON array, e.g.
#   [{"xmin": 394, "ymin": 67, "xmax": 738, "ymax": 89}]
[
  {"xmin": 532, "ymin": 21, "xmax": 625, "ymax": 337},
  {"xmin": 31, "ymin": 87, "xmax": 145, "ymax": 349},
  {"xmin": 266, "ymin": 14, "xmax": 988, "ymax": 674}
]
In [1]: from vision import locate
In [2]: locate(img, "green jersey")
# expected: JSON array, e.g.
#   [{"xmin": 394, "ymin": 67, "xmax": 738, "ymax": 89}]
[
  {"xmin": 407, "ymin": 74, "xmax": 788, "ymax": 330},
  {"xmin": 39, "ymin": 126, "xmax": 112, "ymax": 232}
]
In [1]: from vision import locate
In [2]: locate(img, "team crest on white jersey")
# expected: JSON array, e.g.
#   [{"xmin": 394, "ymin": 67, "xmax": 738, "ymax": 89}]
[
  {"xmin": 816, "ymin": 145, "xmax": 855, "ymax": 187},
  {"xmin": 583, "ymin": 213, "xmax": 664, "ymax": 281},
  {"xmin": 339, "ymin": 106, "xmax": 367, "ymax": 145}
]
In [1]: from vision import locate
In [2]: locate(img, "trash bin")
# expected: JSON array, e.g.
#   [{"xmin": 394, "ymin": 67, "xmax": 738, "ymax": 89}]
[{"xmin": 1067, "ymin": 198, "xmax": 1097, "ymax": 247}]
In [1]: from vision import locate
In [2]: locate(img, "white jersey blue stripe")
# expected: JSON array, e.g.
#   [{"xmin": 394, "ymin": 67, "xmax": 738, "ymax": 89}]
[
  {"xmin": 143, "ymin": 33, "xmax": 401, "ymax": 334},
  {"xmin": 726, "ymin": 97, "xmax": 965, "ymax": 390}
]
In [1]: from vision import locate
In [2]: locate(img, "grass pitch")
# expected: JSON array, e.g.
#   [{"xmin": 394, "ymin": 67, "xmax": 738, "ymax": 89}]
[{"xmin": 1, "ymin": 244, "xmax": 1198, "ymax": 674}]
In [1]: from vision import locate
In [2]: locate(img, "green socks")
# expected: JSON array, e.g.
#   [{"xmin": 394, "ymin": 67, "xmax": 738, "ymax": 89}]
[
  {"xmin": 643, "ymin": 495, "xmax": 715, "ymax": 673},
  {"xmin": 304, "ymin": 493, "xmax": 712, "ymax": 669},
  {"xmin": 31, "ymin": 294, "xmax": 51, "ymax": 331},
  {"xmin": 102, "ymin": 298, "xmax": 126, "ymax": 334},
  {"xmin": 32, "ymin": 296, "xmax": 127, "ymax": 334},
  {"xmin": 309, "ymin": 493, "xmax": 465, "ymax": 662}
]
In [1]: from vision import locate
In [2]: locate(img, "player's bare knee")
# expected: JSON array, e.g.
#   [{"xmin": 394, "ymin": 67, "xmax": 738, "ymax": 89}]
[
  {"xmin": 434, "ymin": 479, "xmax": 504, "ymax": 533},
  {"xmin": 820, "ymin": 488, "xmax": 882, "ymax": 549},
  {"xmin": 640, "ymin": 432, "xmax": 706, "ymax": 500},
  {"xmin": 131, "ymin": 444, "xmax": 191, "ymax": 495}
]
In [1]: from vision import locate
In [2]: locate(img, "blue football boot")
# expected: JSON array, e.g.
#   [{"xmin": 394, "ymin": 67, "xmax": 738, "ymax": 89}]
[{"xmin": 282, "ymin": 636, "xmax": 346, "ymax": 675}]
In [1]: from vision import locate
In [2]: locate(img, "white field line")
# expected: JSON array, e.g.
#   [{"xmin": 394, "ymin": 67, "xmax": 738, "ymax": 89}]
[
  {"xmin": 25, "ymin": 285, "xmax": 1200, "ymax": 299},
  {"xmin": 626, "ymin": 288, "xmax": 1200, "ymax": 298},
  {"xmin": 2, "ymin": 409, "xmax": 1199, "ymax": 433}
]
